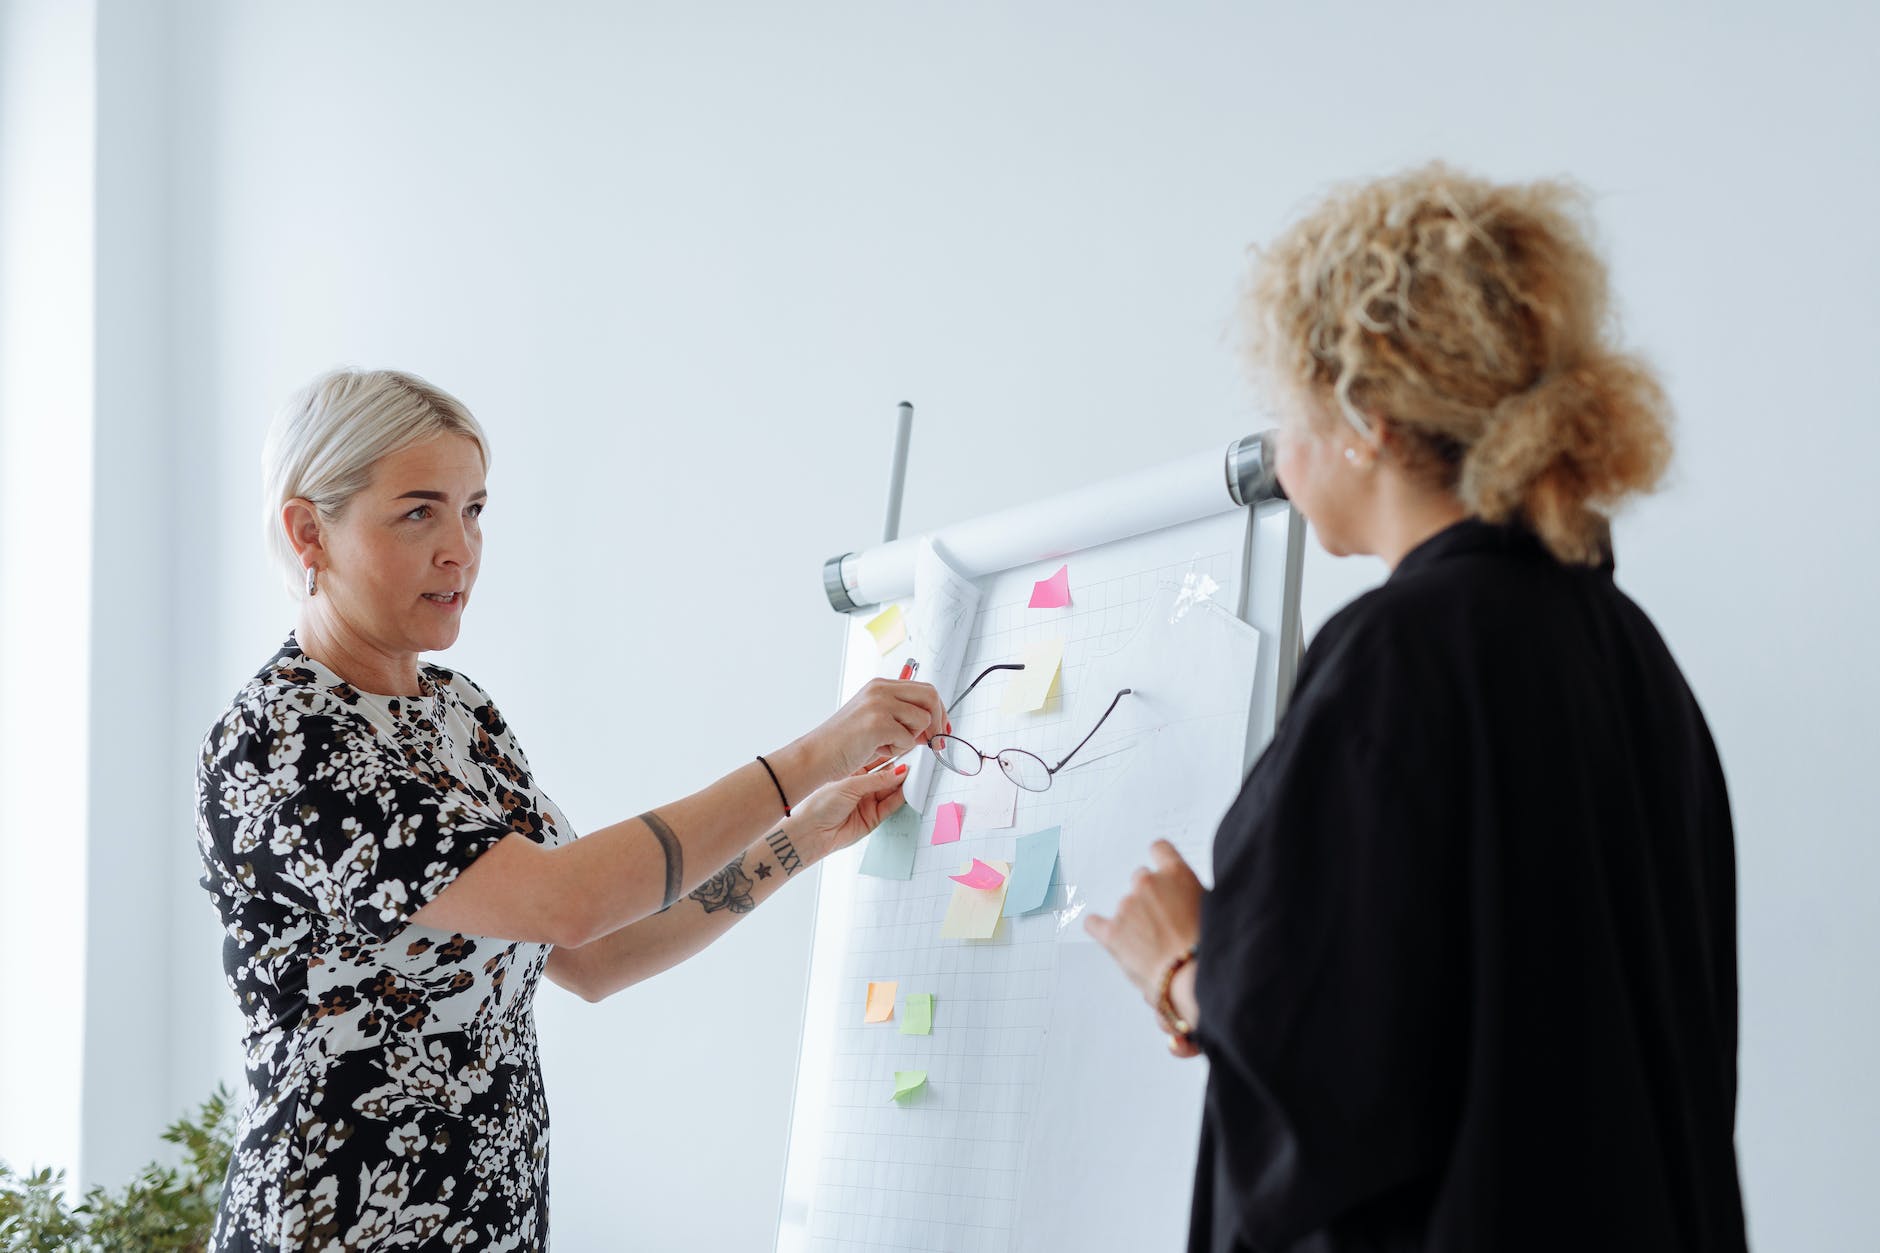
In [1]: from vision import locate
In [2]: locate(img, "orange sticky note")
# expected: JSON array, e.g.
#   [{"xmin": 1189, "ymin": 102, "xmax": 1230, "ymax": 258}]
[{"xmin": 864, "ymin": 980, "xmax": 898, "ymax": 1023}]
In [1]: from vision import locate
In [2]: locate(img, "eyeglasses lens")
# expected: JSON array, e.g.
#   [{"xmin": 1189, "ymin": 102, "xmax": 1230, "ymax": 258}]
[
  {"xmin": 930, "ymin": 735, "xmax": 983, "ymax": 776},
  {"xmin": 997, "ymin": 749, "xmax": 1052, "ymax": 792}
]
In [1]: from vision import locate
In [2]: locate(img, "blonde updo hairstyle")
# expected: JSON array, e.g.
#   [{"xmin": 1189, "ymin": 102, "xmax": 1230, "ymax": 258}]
[
  {"xmin": 263, "ymin": 368, "xmax": 491, "ymax": 598},
  {"xmin": 1244, "ymin": 163, "xmax": 1672, "ymax": 565}
]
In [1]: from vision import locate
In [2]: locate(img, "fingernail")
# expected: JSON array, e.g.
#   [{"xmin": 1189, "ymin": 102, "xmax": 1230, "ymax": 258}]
[
  {"xmin": 894, "ymin": 764, "xmax": 908, "ymax": 775},
  {"xmin": 944, "ymin": 721, "xmax": 951, "ymax": 735}
]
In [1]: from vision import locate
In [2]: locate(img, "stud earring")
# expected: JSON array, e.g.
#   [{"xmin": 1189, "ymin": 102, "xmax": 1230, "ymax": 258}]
[{"xmin": 305, "ymin": 565, "xmax": 318, "ymax": 597}]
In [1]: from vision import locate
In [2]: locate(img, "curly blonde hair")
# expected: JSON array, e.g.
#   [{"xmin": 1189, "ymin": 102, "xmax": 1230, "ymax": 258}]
[{"xmin": 1243, "ymin": 163, "xmax": 1672, "ymax": 564}]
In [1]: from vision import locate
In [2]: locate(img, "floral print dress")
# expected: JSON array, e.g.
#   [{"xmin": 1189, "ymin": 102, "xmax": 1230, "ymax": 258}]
[{"xmin": 196, "ymin": 634, "xmax": 573, "ymax": 1251}]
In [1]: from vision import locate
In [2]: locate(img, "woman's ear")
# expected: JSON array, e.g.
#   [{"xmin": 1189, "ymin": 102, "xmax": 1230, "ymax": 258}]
[{"xmin": 282, "ymin": 498, "xmax": 325, "ymax": 568}]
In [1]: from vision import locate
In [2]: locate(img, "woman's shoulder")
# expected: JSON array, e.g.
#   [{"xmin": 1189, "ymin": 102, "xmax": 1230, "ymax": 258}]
[
  {"xmin": 201, "ymin": 637, "xmax": 366, "ymax": 750},
  {"xmin": 424, "ymin": 662, "xmax": 515, "ymax": 737}
]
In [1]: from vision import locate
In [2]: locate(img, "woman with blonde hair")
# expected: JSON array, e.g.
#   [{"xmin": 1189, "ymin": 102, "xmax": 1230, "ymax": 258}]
[
  {"xmin": 196, "ymin": 368, "xmax": 947, "ymax": 1249},
  {"xmin": 1088, "ymin": 165, "xmax": 1748, "ymax": 1251}
]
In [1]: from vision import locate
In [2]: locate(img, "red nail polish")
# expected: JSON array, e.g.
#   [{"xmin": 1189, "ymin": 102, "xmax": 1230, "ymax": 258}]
[{"xmin": 894, "ymin": 763, "xmax": 908, "ymax": 775}]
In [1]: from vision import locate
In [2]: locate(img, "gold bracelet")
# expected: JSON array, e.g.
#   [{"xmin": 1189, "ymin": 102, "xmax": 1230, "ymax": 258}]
[{"xmin": 1154, "ymin": 945, "xmax": 1197, "ymax": 1042}]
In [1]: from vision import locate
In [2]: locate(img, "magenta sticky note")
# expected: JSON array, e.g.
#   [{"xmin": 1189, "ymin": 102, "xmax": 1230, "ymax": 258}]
[
  {"xmin": 948, "ymin": 858, "xmax": 1007, "ymax": 890},
  {"xmin": 931, "ymin": 802, "xmax": 965, "ymax": 845},
  {"xmin": 1028, "ymin": 564, "xmax": 1071, "ymax": 609}
]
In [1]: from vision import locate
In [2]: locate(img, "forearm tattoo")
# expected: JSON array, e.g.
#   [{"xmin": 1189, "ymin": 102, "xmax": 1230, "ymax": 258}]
[
  {"xmin": 765, "ymin": 828, "xmax": 803, "ymax": 877},
  {"xmin": 639, "ymin": 810, "xmax": 684, "ymax": 911},
  {"xmin": 688, "ymin": 855, "xmax": 757, "ymax": 915}
]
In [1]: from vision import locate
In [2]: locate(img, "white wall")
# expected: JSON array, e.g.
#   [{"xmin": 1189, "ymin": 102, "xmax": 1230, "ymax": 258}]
[
  {"xmin": 65, "ymin": 1, "xmax": 1880, "ymax": 1249},
  {"xmin": 0, "ymin": 0, "xmax": 94, "ymax": 1188}
]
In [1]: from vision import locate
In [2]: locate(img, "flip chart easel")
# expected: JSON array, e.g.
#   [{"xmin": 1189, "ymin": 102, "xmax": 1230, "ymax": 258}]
[{"xmin": 778, "ymin": 414, "xmax": 1304, "ymax": 1252}]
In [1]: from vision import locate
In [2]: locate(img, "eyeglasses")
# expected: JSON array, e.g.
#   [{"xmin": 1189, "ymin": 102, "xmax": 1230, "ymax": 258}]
[{"xmin": 928, "ymin": 687, "xmax": 1134, "ymax": 793}]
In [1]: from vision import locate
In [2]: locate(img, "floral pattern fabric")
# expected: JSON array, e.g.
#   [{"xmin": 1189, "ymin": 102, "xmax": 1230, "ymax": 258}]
[{"xmin": 196, "ymin": 634, "xmax": 573, "ymax": 1250}]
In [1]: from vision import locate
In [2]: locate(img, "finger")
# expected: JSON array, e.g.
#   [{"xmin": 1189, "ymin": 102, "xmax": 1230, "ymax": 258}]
[
  {"xmin": 860, "ymin": 764, "xmax": 910, "ymax": 797},
  {"xmin": 1082, "ymin": 913, "xmax": 1112, "ymax": 944},
  {"xmin": 870, "ymin": 785, "xmax": 906, "ymax": 823},
  {"xmin": 884, "ymin": 704, "xmax": 929, "ymax": 749},
  {"xmin": 1169, "ymin": 1037, "xmax": 1202, "ymax": 1060},
  {"xmin": 896, "ymin": 681, "xmax": 947, "ymax": 737},
  {"xmin": 1150, "ymin": 841, "xmax": 1185, "ymax": 872}
]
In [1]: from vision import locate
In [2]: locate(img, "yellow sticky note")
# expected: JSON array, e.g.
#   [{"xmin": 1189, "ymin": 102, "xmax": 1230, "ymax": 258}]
[
  {"xmin": 891, "ymin": 1069, "xmax": 927, "ymax": 1103},
  {"xmin": 864, "ymin": 980, "xmax": 898, "ymax": 1023},
  {"xmin": 999, "ymin": 637, "xmax": 1064, "ymax": 714},
  {"xmin": 939, "ymin": 860, "xmax": 1012, "ymax": 939},
  {"xmin": 899, "ymin": 993, "xmax": 933, "ymax": 1036},
  {"xmin": 864, "ymin": 604, "xmax": 906, "ymax": 654}
]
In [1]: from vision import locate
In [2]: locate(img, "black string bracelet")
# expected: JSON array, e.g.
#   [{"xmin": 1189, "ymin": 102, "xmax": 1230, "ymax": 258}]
[{"xmin": 756, "ymin": 754, "xmax": 791, "ymax": 817}]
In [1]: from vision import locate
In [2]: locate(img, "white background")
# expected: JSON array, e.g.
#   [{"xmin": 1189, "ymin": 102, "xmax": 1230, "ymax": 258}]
[{"xmin": 1, "ymin": 2, "xmax": 1874, "ymax": 1249}]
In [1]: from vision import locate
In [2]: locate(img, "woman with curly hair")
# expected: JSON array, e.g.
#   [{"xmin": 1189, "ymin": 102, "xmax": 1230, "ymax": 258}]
[
  {"xmin": 196, "ymin": 369, "xmax": 947, "ymax": 1250},
  {"xmin": 1088, "ymin": 165, "xmax": 1748, "ymax": 1251}
]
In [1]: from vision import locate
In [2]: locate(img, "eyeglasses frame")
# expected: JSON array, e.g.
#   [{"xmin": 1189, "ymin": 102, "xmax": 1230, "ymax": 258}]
[{"xmin": 928, "ymin": 687, "xmax": 1135, "ymax": 792}]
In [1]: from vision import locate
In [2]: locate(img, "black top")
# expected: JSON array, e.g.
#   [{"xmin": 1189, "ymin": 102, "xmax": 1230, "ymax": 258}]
[{"xmin": 1190, "ymin": 519, "xmax": 1747, "ymax": 1252}]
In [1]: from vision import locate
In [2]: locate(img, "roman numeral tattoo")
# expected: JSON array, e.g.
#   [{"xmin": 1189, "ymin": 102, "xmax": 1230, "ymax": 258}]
[
  {"xmin": 688, "ymin": 855, "xmax": 756, "ymax": 915},
  {"xmin": 765, "ymin": 829, "xmax": 803, "ymax": 877},
  {"xmin": 638, "ymin": 810, "xmax": 684, "ymax": 911}
]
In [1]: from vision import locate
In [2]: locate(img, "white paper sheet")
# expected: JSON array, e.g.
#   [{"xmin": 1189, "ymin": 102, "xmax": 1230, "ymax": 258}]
[{"xmin": 893, "ymin": 538, "xmax": 983, "ymax": 815}]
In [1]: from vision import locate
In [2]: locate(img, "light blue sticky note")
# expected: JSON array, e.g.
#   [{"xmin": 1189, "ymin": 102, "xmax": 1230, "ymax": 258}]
[
  {"xmin": 1003, "ymin": 826, "xmax": 1061, "ymax": 916},
  {"xmin": 858, "ymin": 804, "xmax": 919, "ymax": 880}
]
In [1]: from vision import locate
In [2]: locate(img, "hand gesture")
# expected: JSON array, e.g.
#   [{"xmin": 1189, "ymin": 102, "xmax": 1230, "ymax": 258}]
[
  {"xmin": 790, "ymin": 764, "xmax": 910, "ymax": 862},
  {"xmin": 1084, "ymin": 840, "xmax": 1206, "ymax": 1054},
  {"xmin": 808, "ymin": 679, "xmax": 947, "ymax": 779}
]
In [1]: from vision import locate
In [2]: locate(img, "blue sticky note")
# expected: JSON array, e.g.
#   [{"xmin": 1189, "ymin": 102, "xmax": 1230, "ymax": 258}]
[
  {"xmin": 859, "ymin": 804, "xmax": 919, "ymax": 880},
  {"xmin": 1003, "ymin": 826, "xmax": 1061, "ymax": 916}
]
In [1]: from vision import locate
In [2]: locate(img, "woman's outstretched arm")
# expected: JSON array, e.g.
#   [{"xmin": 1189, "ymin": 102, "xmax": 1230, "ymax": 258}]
[
  {"xmin": 542, "ymin": 765, "xmax": 908, "ymax": 1002},
  {"xmin": 408, "ymin": 678, "xmax": 943, "ymax": 947}
]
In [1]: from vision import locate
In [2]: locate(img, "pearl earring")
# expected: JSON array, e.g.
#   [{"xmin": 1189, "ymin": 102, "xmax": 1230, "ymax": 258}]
[{"xmin": 305, "ymin": 565, "xmax": 318, "ymax": 597}]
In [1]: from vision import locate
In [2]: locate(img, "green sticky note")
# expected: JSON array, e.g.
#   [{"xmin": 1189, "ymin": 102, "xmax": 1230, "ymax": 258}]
[
  {"xmin": 899, "ymin": 993, "xmax": 933, "ymax": 1036},
  {"xmin": 891, "ymin": 1069, "xmax": 928, "ymax": 1104}
]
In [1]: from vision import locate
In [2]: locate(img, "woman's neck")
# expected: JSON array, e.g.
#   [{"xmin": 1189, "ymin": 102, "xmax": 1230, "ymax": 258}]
[
  {"xmin": 294, "ymin": 610, "xmax": 424, "ymax": 697},
  {"xmin": 1370, "ymin": 477, "xmax": 1471, "ymax": 570}
]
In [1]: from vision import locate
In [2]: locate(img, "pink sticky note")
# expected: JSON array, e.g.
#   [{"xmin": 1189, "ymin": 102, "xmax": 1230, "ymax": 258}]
[
  {"xmin": 948, "ymin": 858, "xmax": 1007, "ymax": 890},
  {"xmin": 1028, "ymin": 564, "xmax": 1071, "ymax": 609},
  {"xmin": 931, "ymin": 802, "xmax": 964, "ymax": 845}
]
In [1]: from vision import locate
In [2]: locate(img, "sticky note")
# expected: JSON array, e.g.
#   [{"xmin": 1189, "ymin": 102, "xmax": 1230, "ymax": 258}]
[
  {"xmin": 864, "ymin": 604, "xmax": 906, "ymax": 654},
  {"xmin": 899, "ymin": 993, "xmax": 933, "ymax": 1036},
  {"xmin": 1028, "ymin": 564, "xmax": 1072, "ymax": 609},
  {"xmin": 939, "ymin": 859, "xmax": 1012, "ymax": 939},
  {"xmin": 961, "ymin": 770, "xmax": 1017, "ymax": 832},
  {"xmin": 864, "ymin": 980, "xmax": 898, "ymax": 1023},
  {"xmin": 891, "ymin": 1070, "xmax": 928, "ymax": 1103},
  {"xmin": 1003, "ymin": 826, "xmax": 1061, "ymax": 916},
  {"xmin": 858, "ymin": 804, "xmax": 918, "ymax": 879},
  {"xmin": 931, "ymin": 801, "xmax": 964, "ymax": 845},
  {"xmin": 948, "ymin": 858, "xmax": 1007, "ymax": 890},
  {"xmin": 999, "ymin": 637, "xmax": 1065, "ymax": 714}
]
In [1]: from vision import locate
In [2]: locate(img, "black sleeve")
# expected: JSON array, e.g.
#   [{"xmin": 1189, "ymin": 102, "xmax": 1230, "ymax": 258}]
[
  {"xmin": 198, "ymin": 697, "xmax": 510, "ymax": 941},
  {"xmin": 1191, "ymin": 613, "xmax": 1471, "ymax": 1245}
]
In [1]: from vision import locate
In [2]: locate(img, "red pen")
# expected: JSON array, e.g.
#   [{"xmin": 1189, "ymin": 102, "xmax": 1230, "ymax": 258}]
[{"xmin": 898, "ymin": 658, "xmax": 919, "ymax": 681}]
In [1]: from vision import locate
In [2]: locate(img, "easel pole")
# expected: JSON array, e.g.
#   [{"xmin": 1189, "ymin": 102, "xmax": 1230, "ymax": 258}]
[{"xmin": 882, "ymin": 402, "xmax": 914, "ymax": 543}]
